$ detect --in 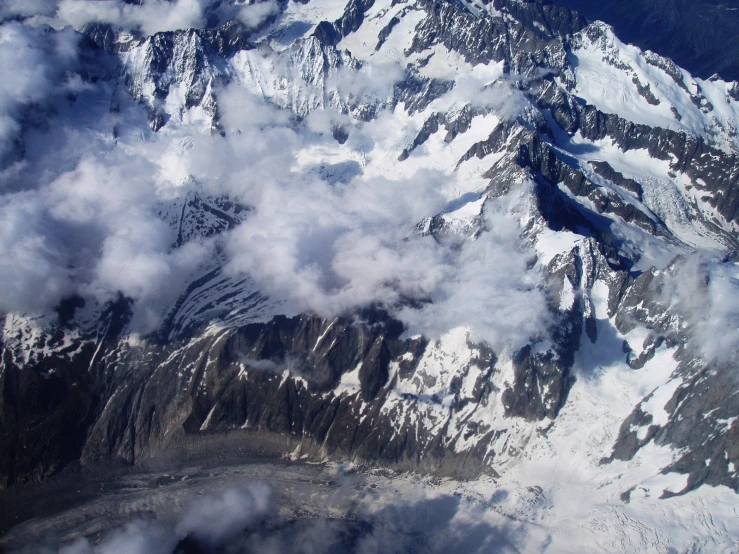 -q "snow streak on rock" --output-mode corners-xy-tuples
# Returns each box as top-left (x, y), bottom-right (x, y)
(1, 0), (739, 551)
